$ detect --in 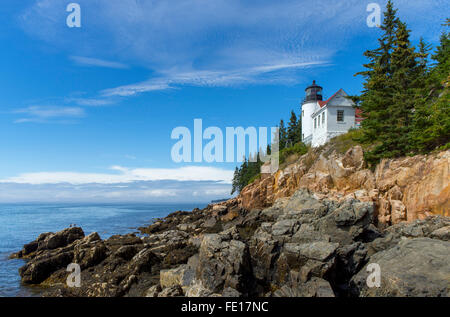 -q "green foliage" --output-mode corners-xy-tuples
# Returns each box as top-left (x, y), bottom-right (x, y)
(409, 21), (450, 154)
(287, 111), (302, 147)
(327, 128), (365, 156)
(279, 119), (287, 150)
(356, 0), (449, 166)
(231, 109), (304, 194)
(231, 154), (264, 195)
(279, 142), (309, 165)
